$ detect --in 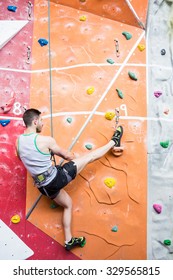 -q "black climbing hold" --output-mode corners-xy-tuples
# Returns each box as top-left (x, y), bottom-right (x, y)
(38, 38), (48, 47)
(7, 6), (17, 12)
(0, 120), (10, 127)
(161, 49), (166, 55)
